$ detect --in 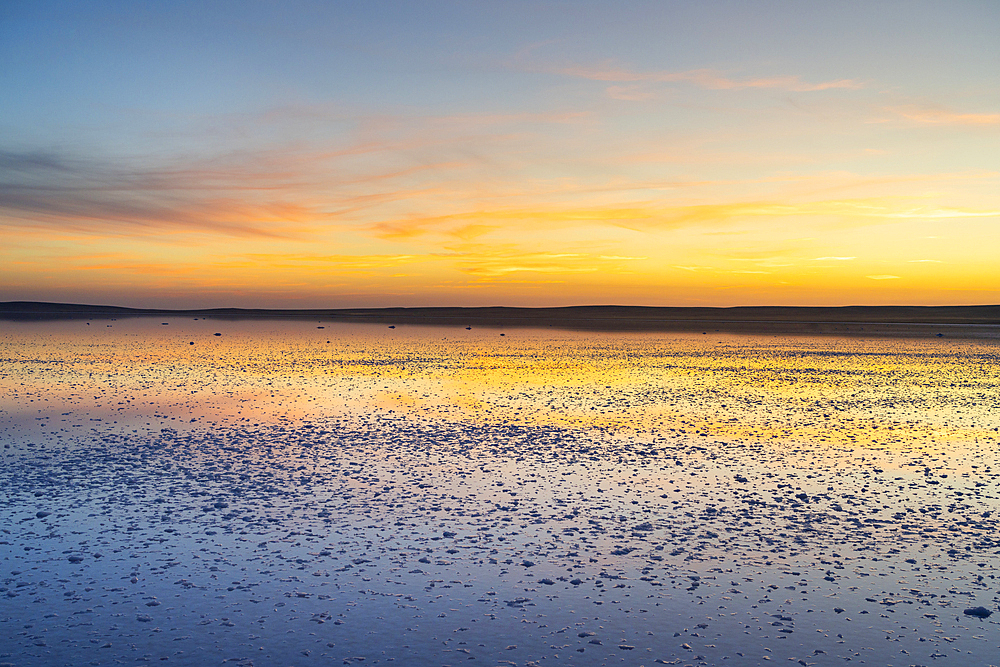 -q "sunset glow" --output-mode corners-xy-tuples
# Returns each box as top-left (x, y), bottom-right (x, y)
(2, 1), (998, 308)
